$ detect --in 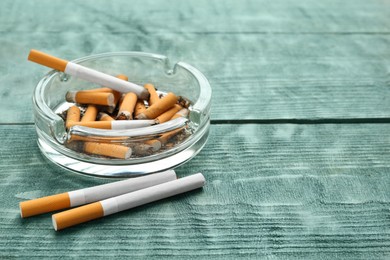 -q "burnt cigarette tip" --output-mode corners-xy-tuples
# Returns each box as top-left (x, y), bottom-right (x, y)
(140, 89), (150, 101)
(116, 111), (132, 120)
